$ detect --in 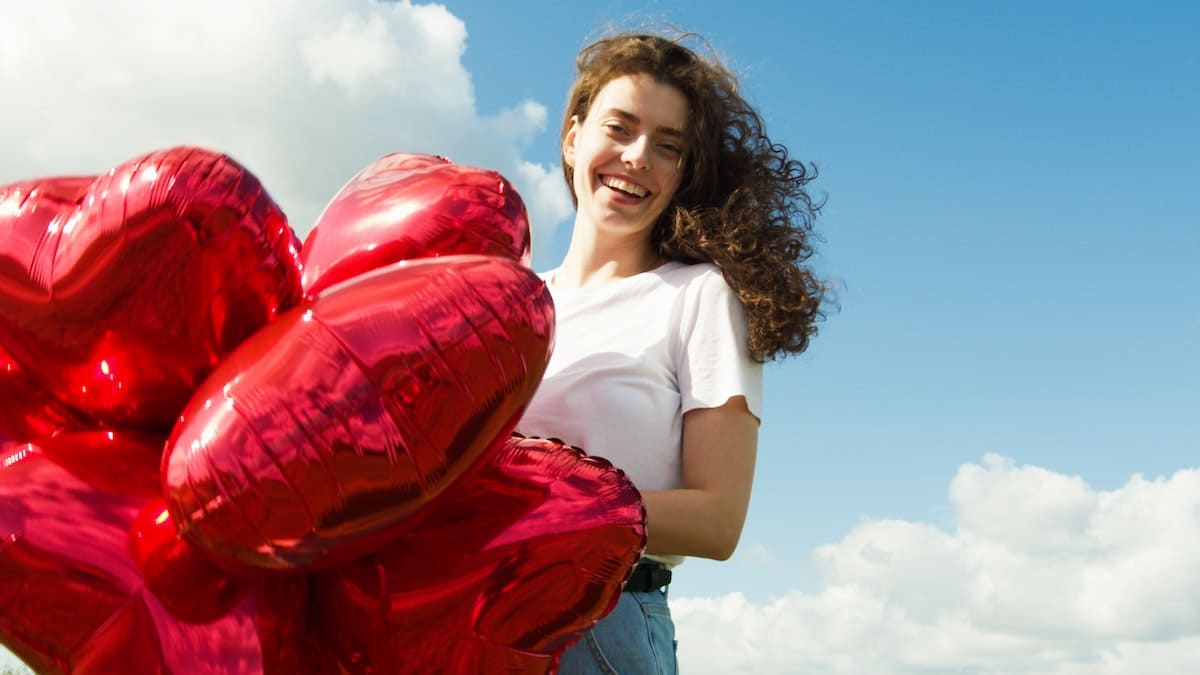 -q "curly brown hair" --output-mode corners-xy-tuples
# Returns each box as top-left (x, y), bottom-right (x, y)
(562, 32), (826, 361)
